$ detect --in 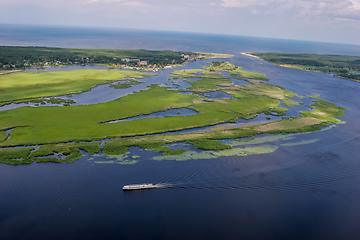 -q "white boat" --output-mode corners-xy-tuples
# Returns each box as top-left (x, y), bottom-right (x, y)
(122, 183), (155, 191)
